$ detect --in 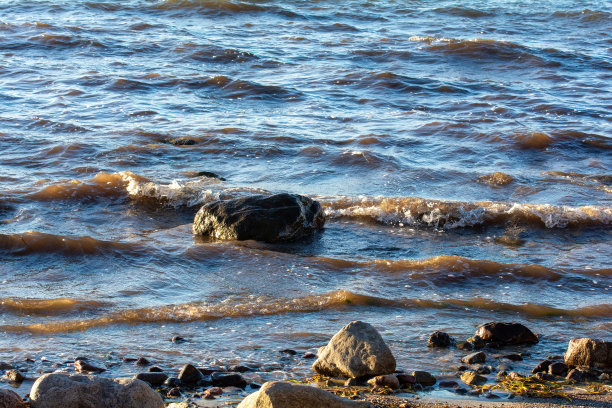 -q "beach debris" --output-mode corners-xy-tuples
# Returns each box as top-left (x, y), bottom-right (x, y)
(237, 381), (372, 408)
(29, 373), (163, 408)
(193, 193), (325, 242)
(427, 331), (453, 347)
(564, 338), (612, 368)
(475, 322), (538, 345)
(313, 321), (396, 378)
